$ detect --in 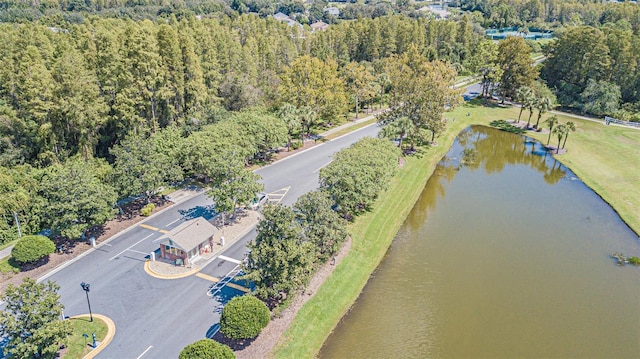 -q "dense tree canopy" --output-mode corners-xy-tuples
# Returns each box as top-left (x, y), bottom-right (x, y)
(0, 278), (71, 359)
(244, 204), (314, 305)
(319, 137), (400, 219)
